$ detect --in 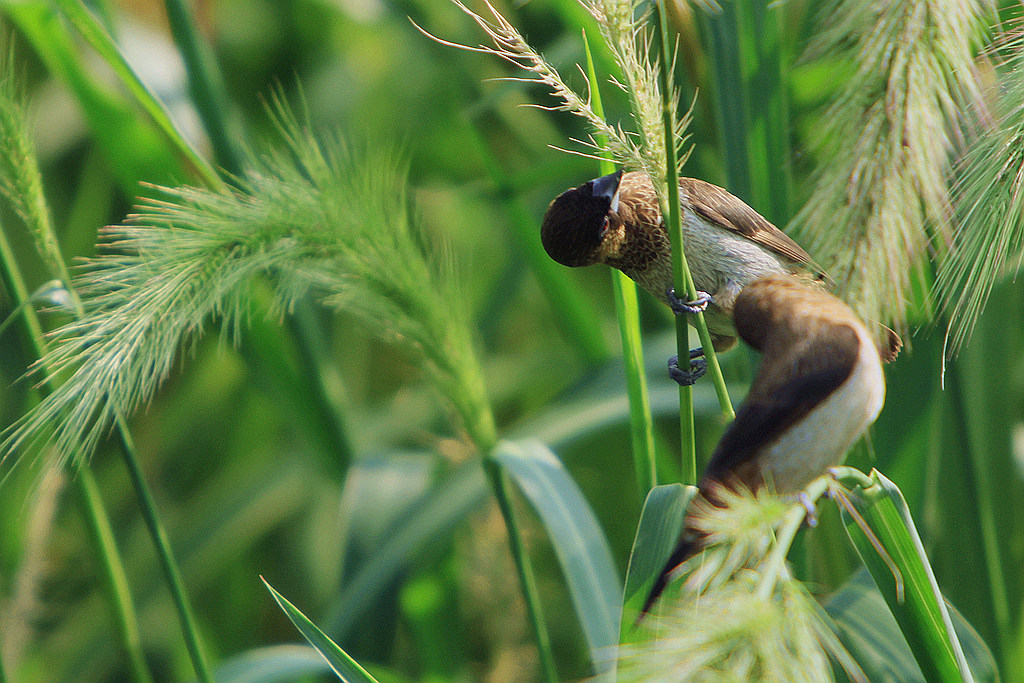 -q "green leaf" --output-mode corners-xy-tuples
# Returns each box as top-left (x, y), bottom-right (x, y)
(840, 469), (977, 682)
(212, 644), (331, 683)
(620, 483), (696, 626)
(494, 439), (622, 678)
(263, 579), (380, 683)
(826, 569), (998, 683)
